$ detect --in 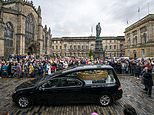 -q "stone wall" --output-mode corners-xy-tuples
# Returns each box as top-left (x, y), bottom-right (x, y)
(125, 14), (154, 58)
(0, 0), (52, 57)
(52, 36), (125, 58)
